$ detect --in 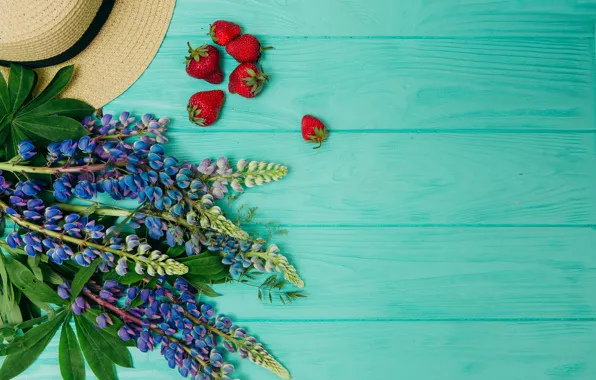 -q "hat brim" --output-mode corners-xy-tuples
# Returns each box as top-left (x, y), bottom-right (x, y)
(0, 0), (176, 108)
